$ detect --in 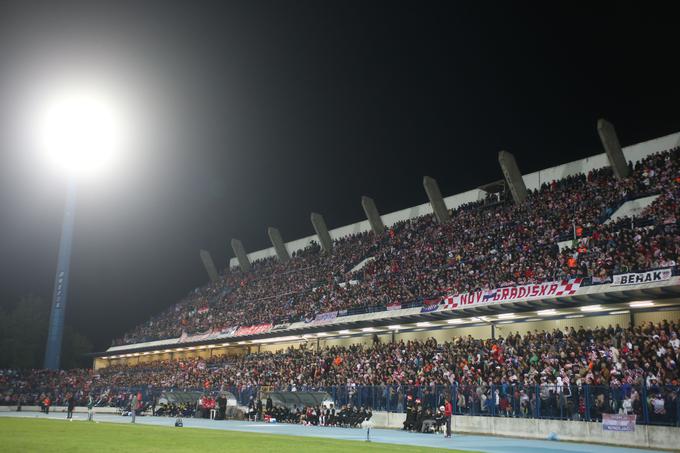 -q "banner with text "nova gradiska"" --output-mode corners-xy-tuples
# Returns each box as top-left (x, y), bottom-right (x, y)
(439, 279), (583, 310)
